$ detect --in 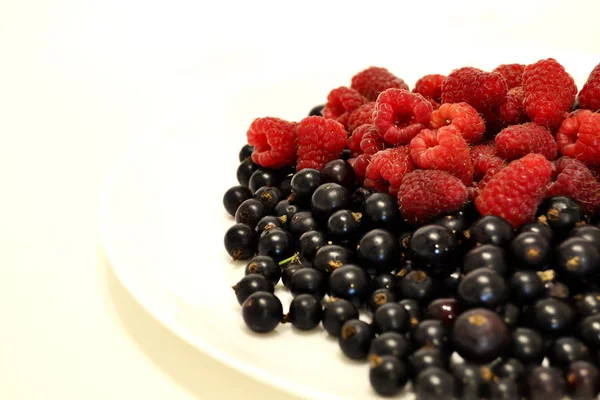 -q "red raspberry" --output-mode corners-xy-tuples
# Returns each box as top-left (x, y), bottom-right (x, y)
(470, 143), (497, 165)
(347, 102), (376, 133)
(496, 87), (528, 126)
(430, 102), (485, 144)
(398, 170), (468, 225)
(477, 164), (506, 190)
(410, 126), (474, 185)
(556, 110), (600, 167)
(522, 58), (577, 129)
(495, 122), (557, 161)
(360, 125), (387, 155)
(350, 67), (409, 102)
(493, 63), (526, 89)
(347, 124), (369, 157)
(296, 116), (347, 171)
(246, 117), (297, 168)
(373, 89), (433, 145)
(547, 157), (600, 215)
(475, 154), (553, 228)
(413, 74), (446, 103)
(351, 153), (371, 182)
(322, 87), (368, 128)
(474, 156), (506, 182)
(364, 146), (414, 195)
(578, 63), (600, 111)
